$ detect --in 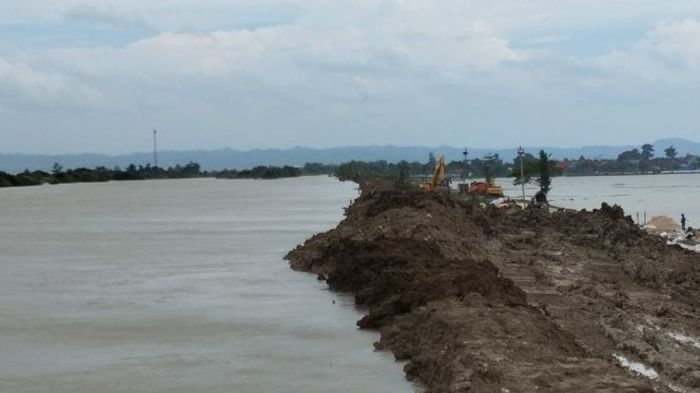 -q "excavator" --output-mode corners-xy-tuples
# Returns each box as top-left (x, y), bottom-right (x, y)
(467, 177), (504, 197)
(461, 153), (504, 197)
(420, 155), (446, 191)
